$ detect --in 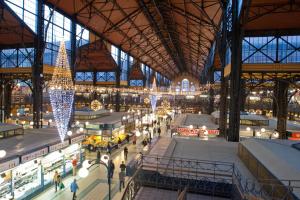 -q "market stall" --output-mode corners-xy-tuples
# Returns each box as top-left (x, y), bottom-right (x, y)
(0, 132), (85, 200)
(81, 112), (131, 151)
